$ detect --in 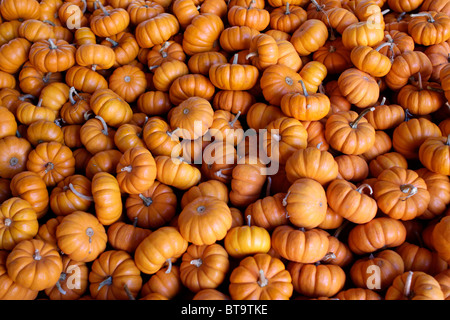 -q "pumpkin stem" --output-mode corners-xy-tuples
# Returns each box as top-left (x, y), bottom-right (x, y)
(149, 65), (159, 71)
(43, 20), (56, 27)
(36, 99), (43, 108)
(446, 134), (450, 146)
(139, 193), (153, 206)
(333, 220), (350, 239)
(4, 218), (11, 227)
(282, 190), (290, 207)
(33, 249), (42, 261)
(19, 94), (35, 101)
(404, 271), (414, 299)
(397, 12), (406, 22)
(165, 259), (172, 274)
(95, 115), (109, 136)
(285, 76), (293, 86)
(257, 269), (268, 287)
(9, 157), (18, 166)
(316, 142), (323, 149)
(229, 111), (241, 127)
(369, 253), (375, 260)
(166, 127), (180, 139)
(45, 162), (54, 173)
(384, 34), (395, 62)
(399, 184), (418, 200)
(356, 183), (373, 195)
(321, 252), (336, 263)
(91, 64), (97, 71)
(132, 216), (138, 227)
(285, 2), (290, 14)
(416, 72), (423, 90)
(190, 259), (203, 268)
(124, 284), (136, 300)
(105, 37), (119, 47)
(86, 227), (94, 243)
(159, 41), (171, 59)
(349, 107), (375, 129)
(311, 0), (325, 12)
(245, 51), (258, 60)
(299, 79), (308, 97)
(246, 214), (252, 226)
(374, 41), (392, 52)
(55, 273), (67, 295)
(69, 183), (93, 201)
(48, 38), (58, 49)
(248, 0), (255, 9)
(404, 109), (413, 121)
(69, 87), (81, 105)
(96, 0), (110, 16)
(196, 205), (206, 213)
(215, 169), (228, 179)
(410, 12), (435, 23)
(98, 276), (112, 290)
(232, 53), (239, 65)
(378, 97), (386, 106)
